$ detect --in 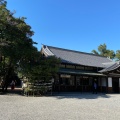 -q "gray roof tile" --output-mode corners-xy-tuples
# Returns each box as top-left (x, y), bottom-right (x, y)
(99, 62), (120, 73)
(42, 45), (113, 68)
